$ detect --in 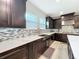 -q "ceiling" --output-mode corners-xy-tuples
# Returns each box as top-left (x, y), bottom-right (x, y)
(28, 0), (79, 17)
